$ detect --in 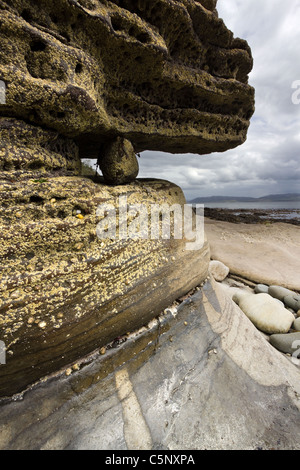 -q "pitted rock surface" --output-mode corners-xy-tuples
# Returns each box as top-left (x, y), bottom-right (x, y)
(0, 0), (254, 162)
